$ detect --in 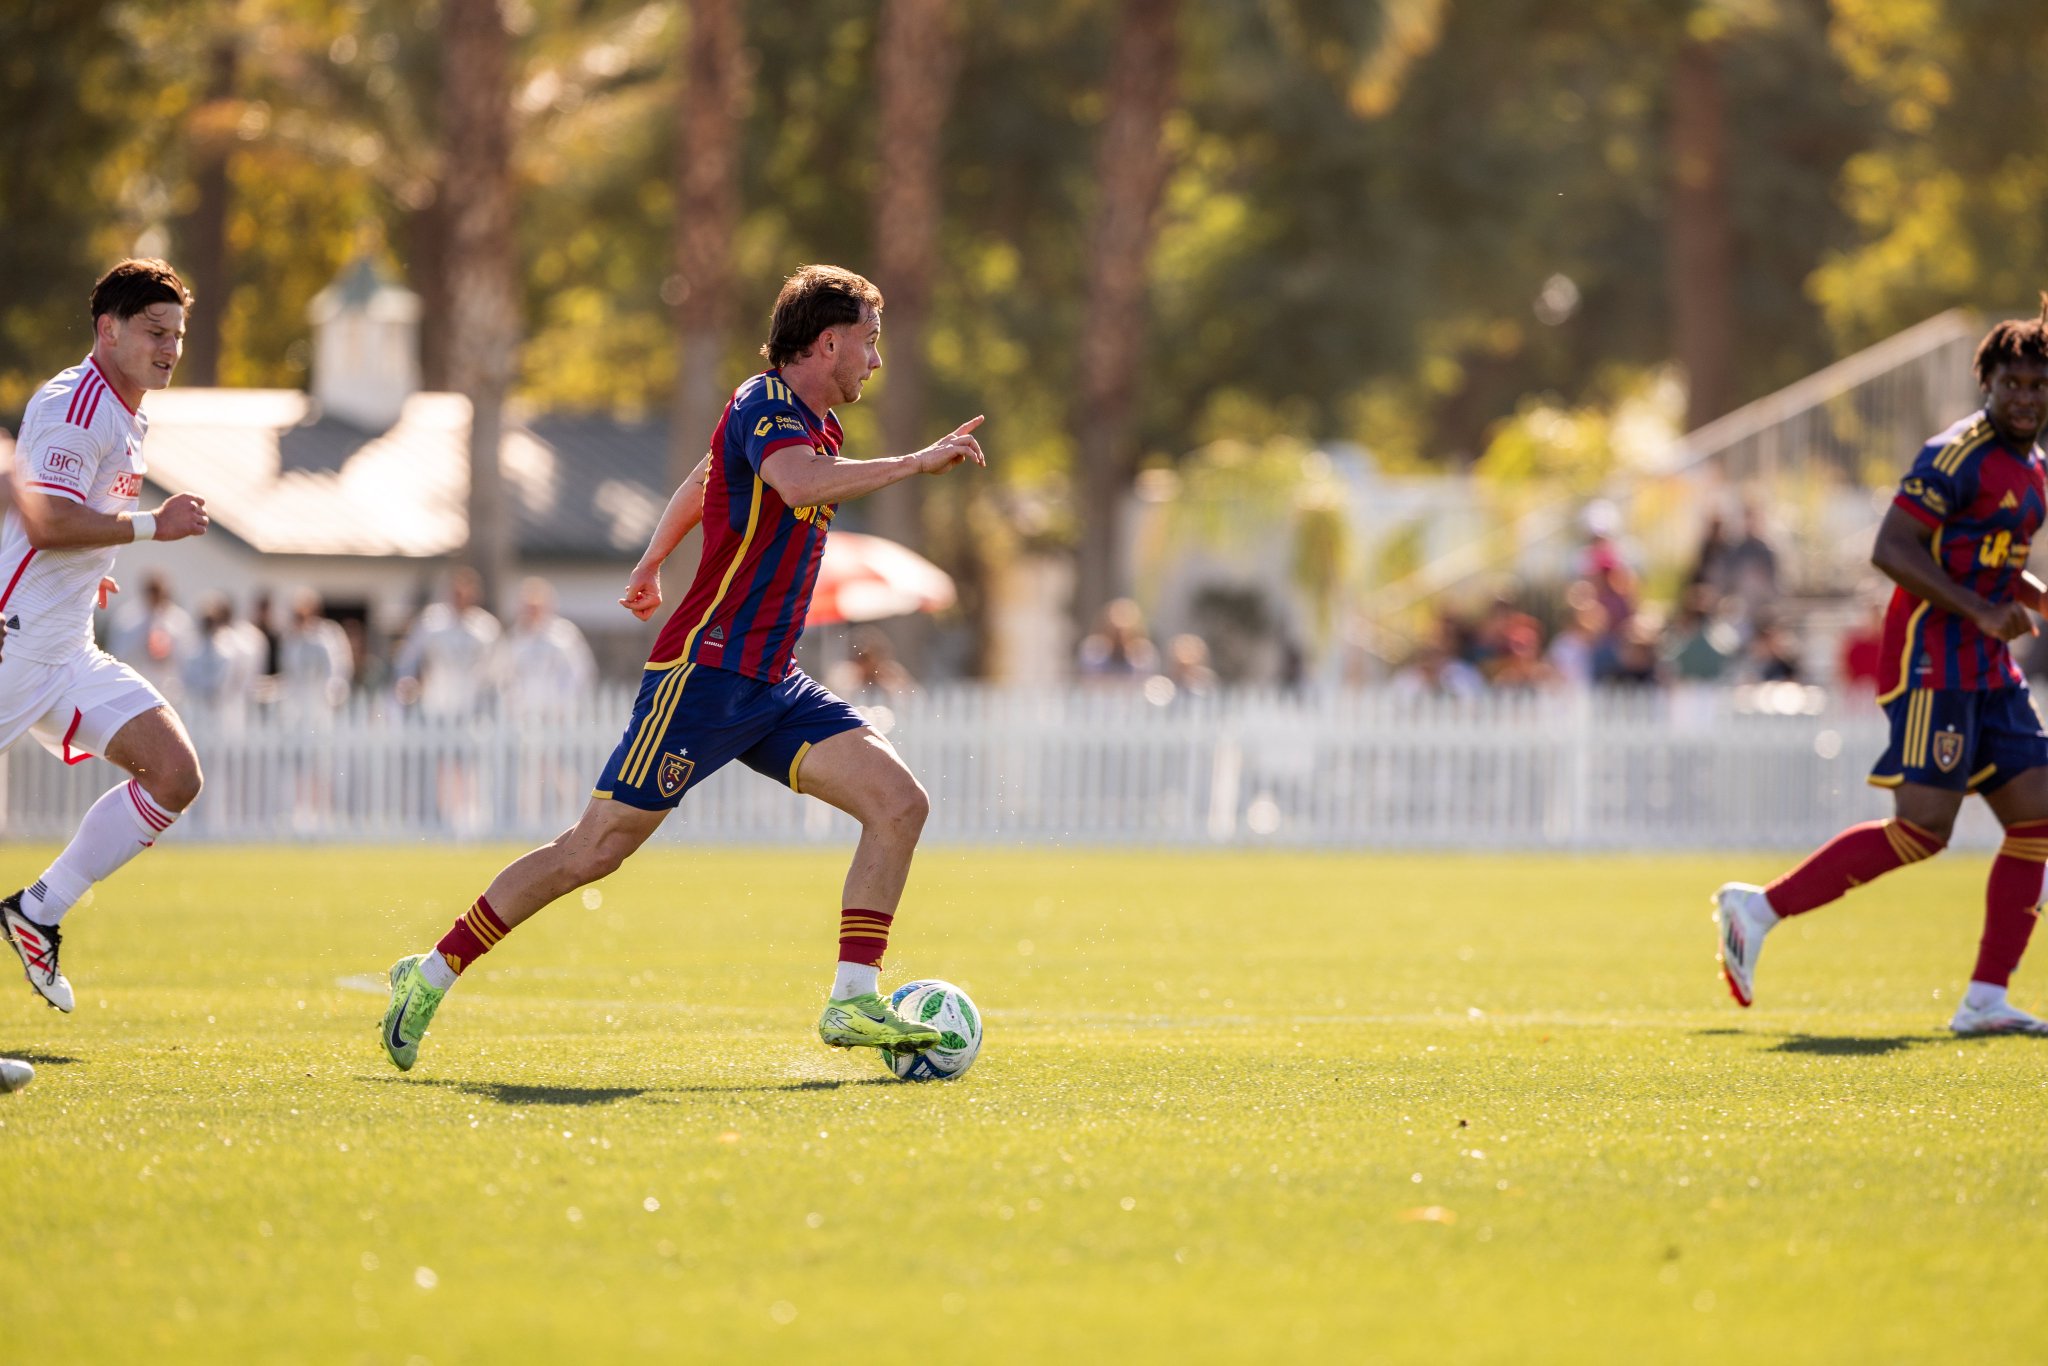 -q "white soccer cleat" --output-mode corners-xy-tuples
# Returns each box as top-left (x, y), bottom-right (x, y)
(1, 891), (74, 1013)
(1949, 998), (2048, 1037)
(1712, 882), (1775, 1009)
(0, 1058), (32, 1093)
